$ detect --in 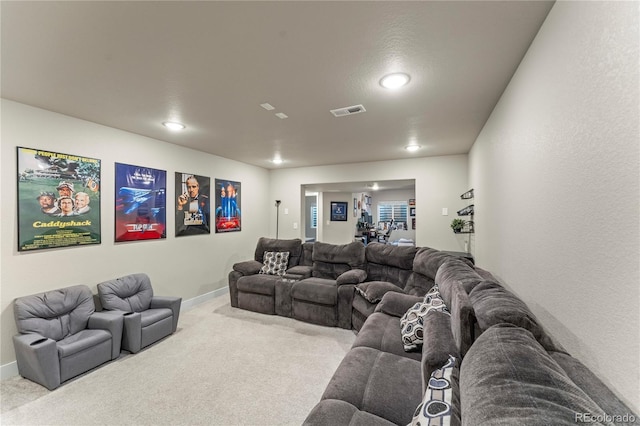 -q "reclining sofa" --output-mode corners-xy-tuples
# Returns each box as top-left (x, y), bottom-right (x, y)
(304, 258), (639, 425)
(229, 238), (638, 425)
